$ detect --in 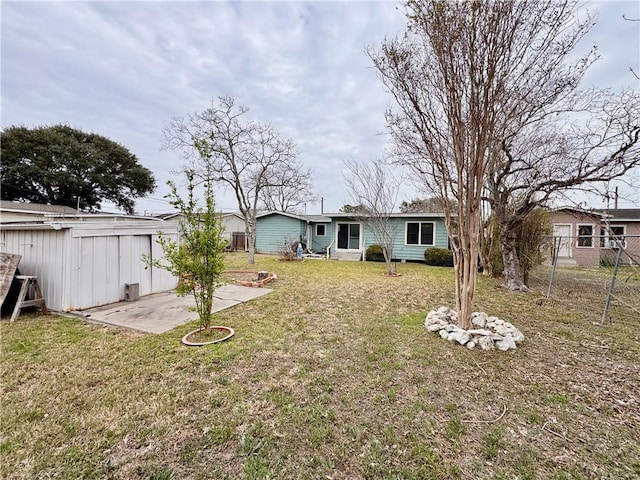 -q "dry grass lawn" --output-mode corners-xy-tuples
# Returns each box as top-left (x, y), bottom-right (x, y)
(1, 253), (639, 479)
